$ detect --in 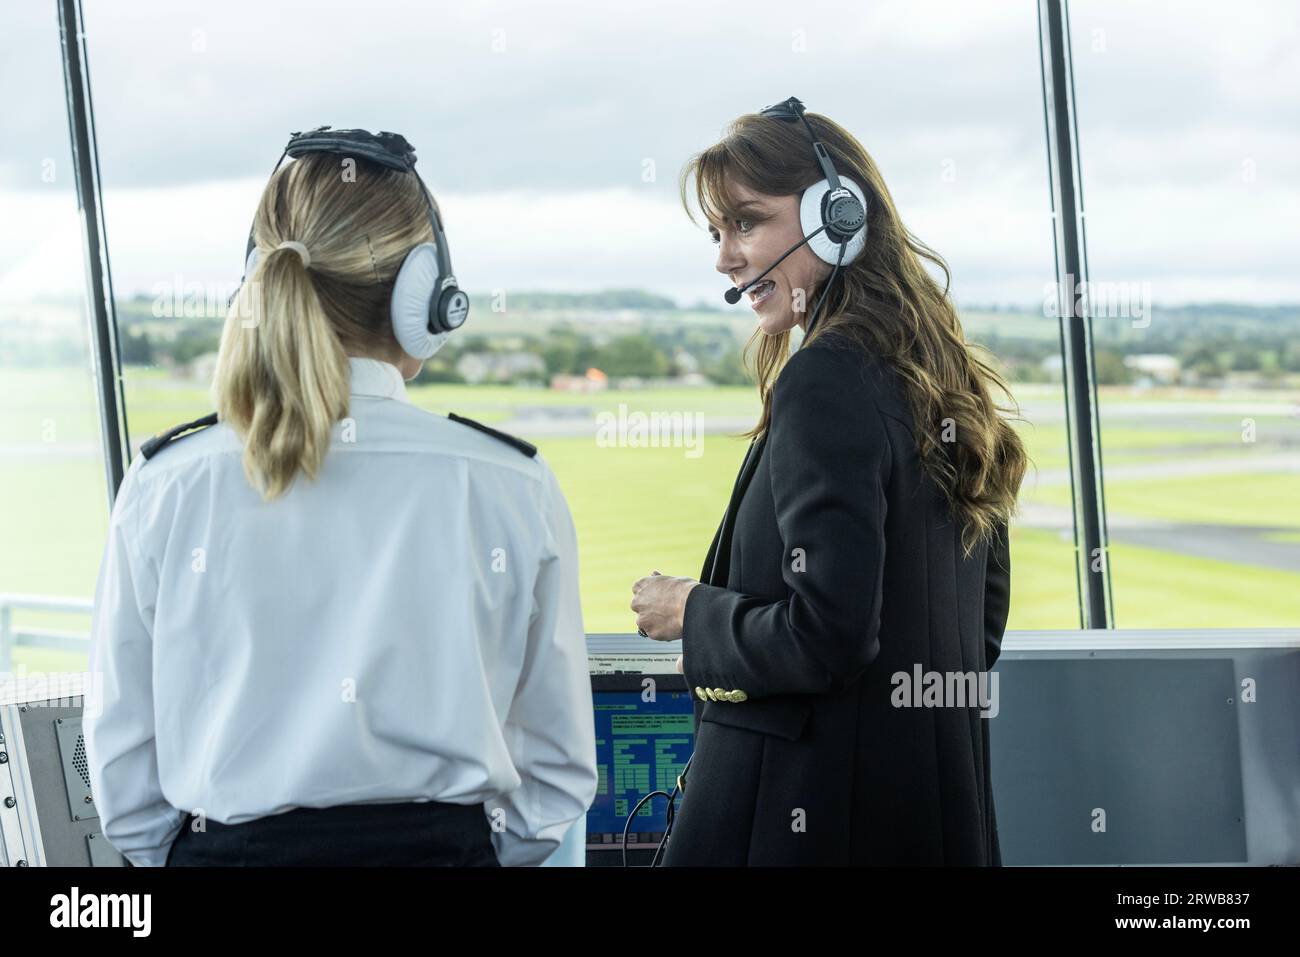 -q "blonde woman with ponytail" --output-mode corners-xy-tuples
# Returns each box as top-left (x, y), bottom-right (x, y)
(84, 132), (597, 868)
